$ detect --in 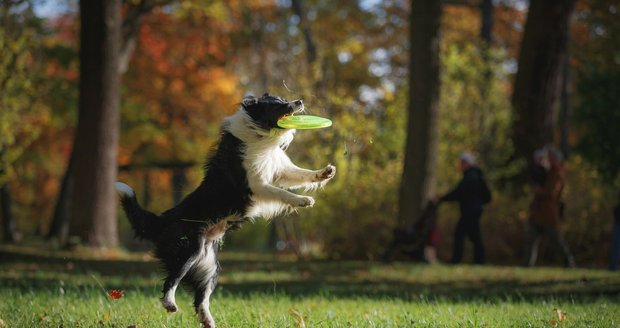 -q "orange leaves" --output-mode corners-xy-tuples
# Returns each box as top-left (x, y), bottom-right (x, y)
(107, 289), (125, 300)
(120, 6), (244, 166)
(170, 79), (185, 93)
